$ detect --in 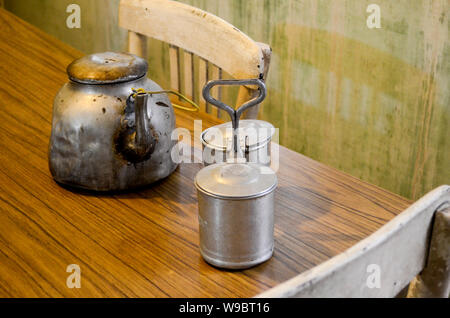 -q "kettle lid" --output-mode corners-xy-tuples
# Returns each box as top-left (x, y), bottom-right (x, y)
(67, 52), (148, 84)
